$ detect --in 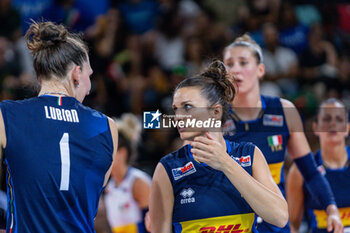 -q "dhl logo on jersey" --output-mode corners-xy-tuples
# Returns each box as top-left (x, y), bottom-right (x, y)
(199, 224), (250, 233)
(178, 213), (255, 233)
(314, 207), (350, 228)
